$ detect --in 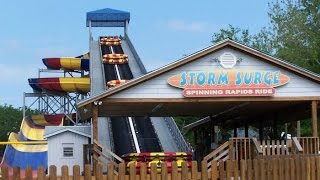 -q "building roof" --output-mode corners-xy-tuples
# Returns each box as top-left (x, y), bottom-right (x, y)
(86, 8), (130, 27)
(44, 126), (91, 139)
(78, 39), (320, 109)
(76, 38), (320, 128)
